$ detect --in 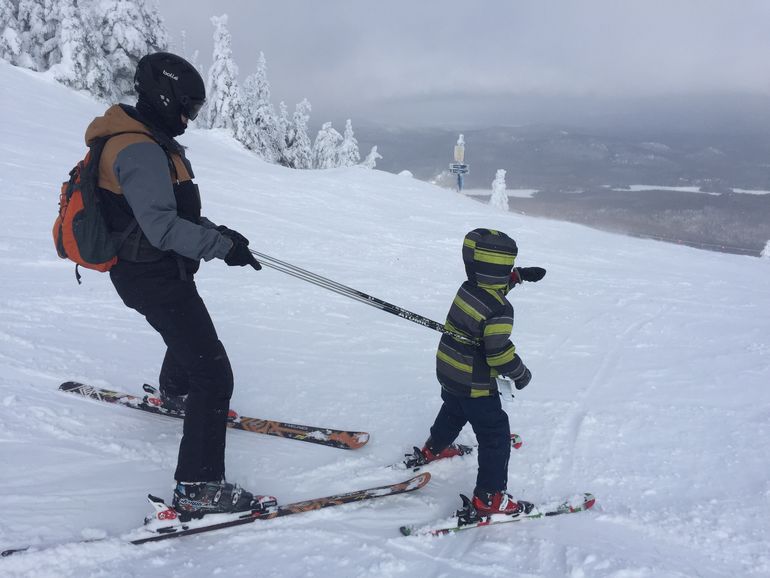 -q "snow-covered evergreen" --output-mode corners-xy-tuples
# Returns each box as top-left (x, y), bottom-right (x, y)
(178, 29), (187, 58)
(239, 52), (280, 162)
(313, 121), (342, 169)
(1, 3), (373, 169)
(15, 0), (51, 70)
(1, 3), (374, 169)
(490, 169), (509, 211)
(53, 0), (116, 101)
(361, 145), (382, 169)
(282, 98), (313, 169)
(0, 0), (21, 63)
(7, 0), (167, 101)
(338, 118), (360, 167)
(275, 100), (290, 166)
(189, 48), (202, 76)
(205, 14), (243, 131)
(97, 0), (169, 99)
